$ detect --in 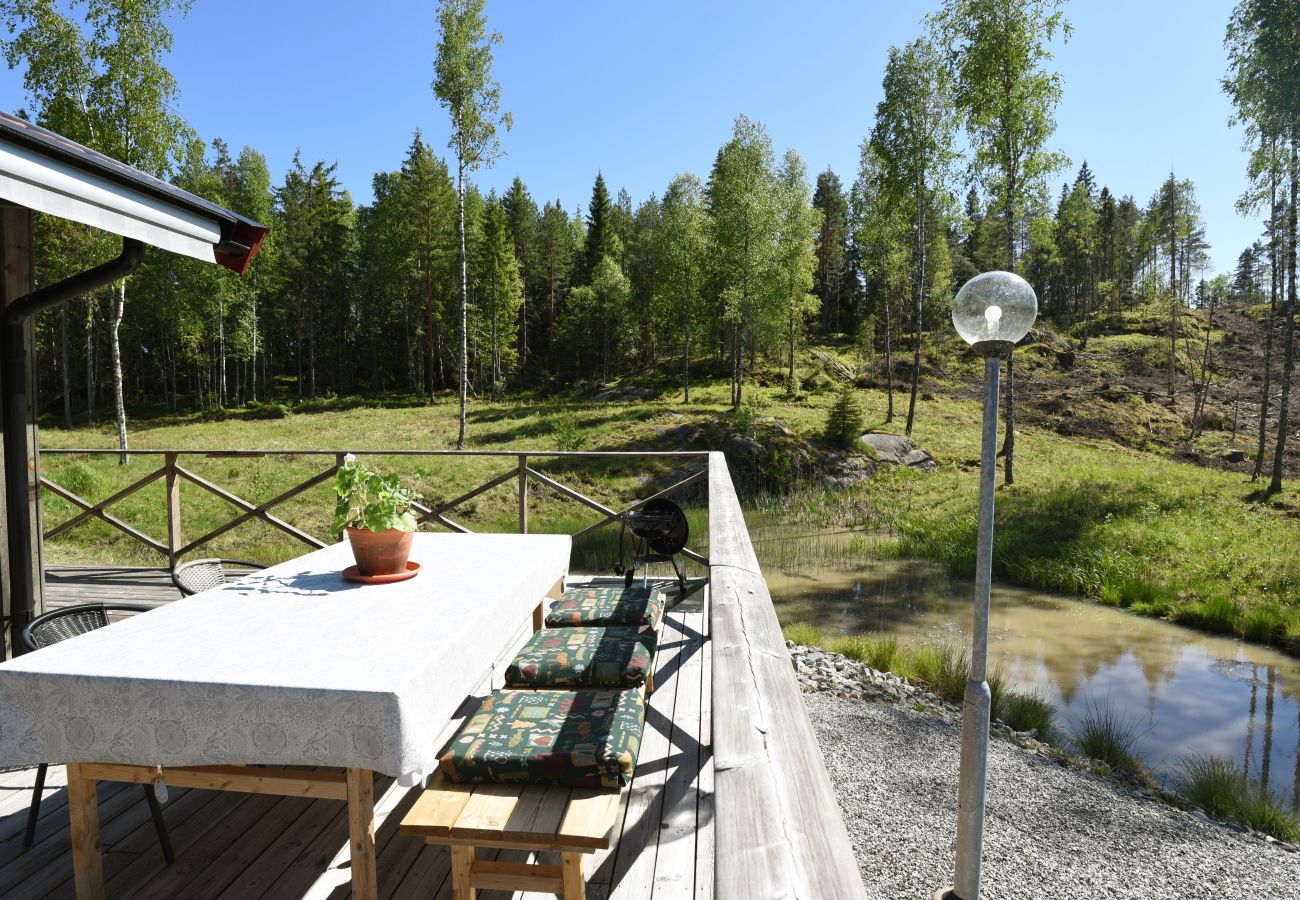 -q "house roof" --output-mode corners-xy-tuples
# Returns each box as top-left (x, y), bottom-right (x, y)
(0, 110), (267, 274)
